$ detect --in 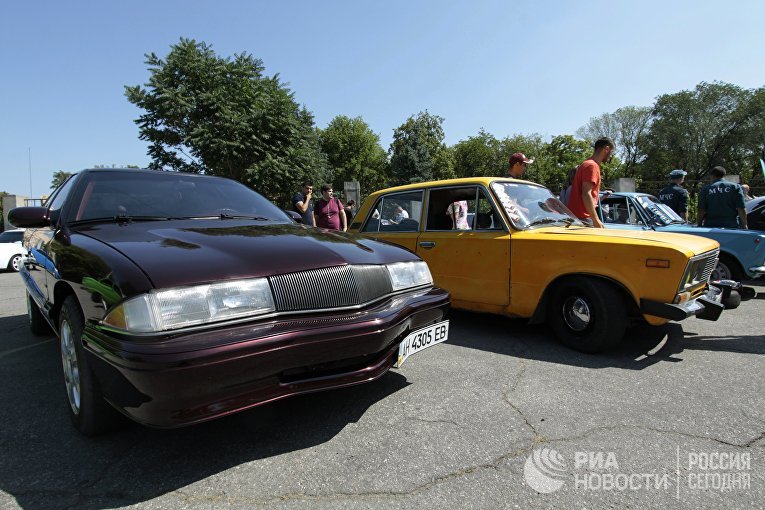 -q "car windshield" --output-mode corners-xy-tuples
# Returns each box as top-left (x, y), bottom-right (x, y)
(491, 182), (582, 229)
(73, 172), (290, 222)
(635, 195), (684, 225)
